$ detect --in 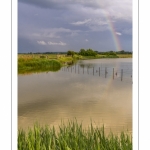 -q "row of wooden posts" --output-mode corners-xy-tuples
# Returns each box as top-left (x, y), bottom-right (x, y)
(62, 65), (124, 81)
